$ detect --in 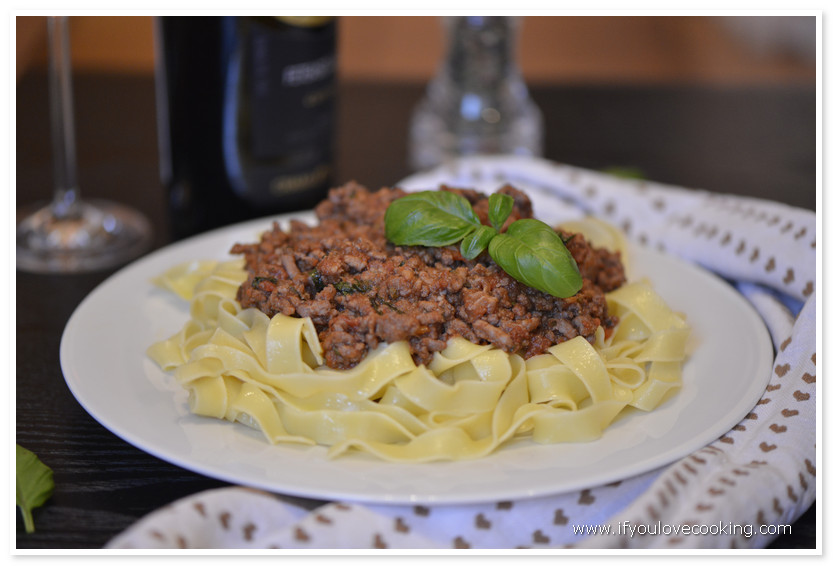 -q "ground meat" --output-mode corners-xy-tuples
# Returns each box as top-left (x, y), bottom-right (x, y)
(231, 182), (626, 370)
